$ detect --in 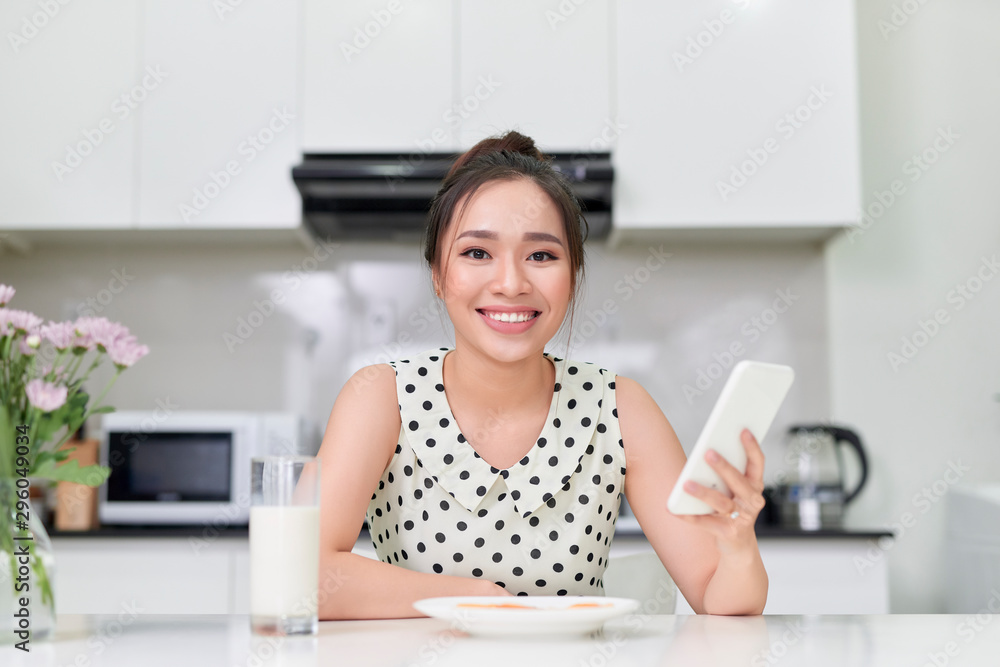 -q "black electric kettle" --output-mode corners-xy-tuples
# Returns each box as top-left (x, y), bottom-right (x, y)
(773, 424), (869, 530)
